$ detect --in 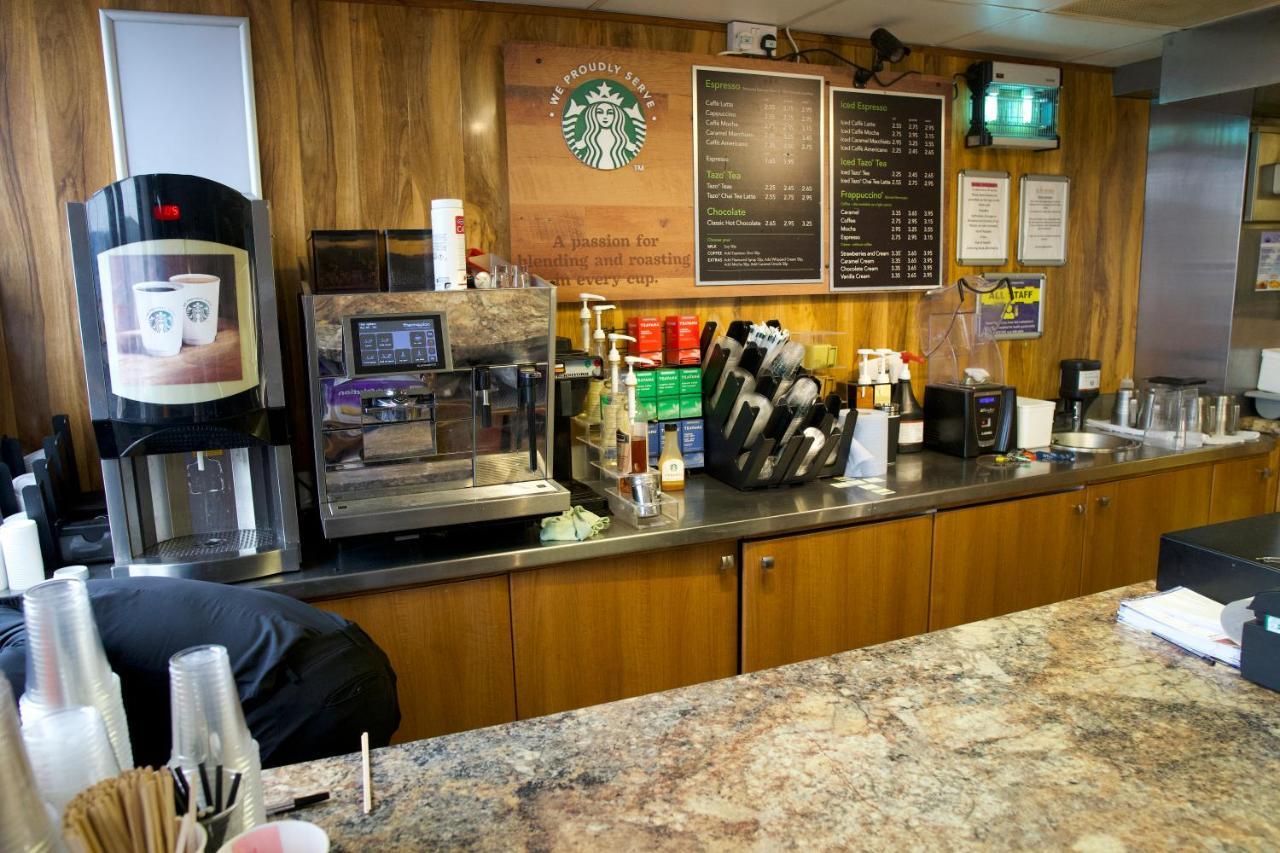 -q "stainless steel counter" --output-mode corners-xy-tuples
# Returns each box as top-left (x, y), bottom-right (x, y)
(251, 438), (1274, 601)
